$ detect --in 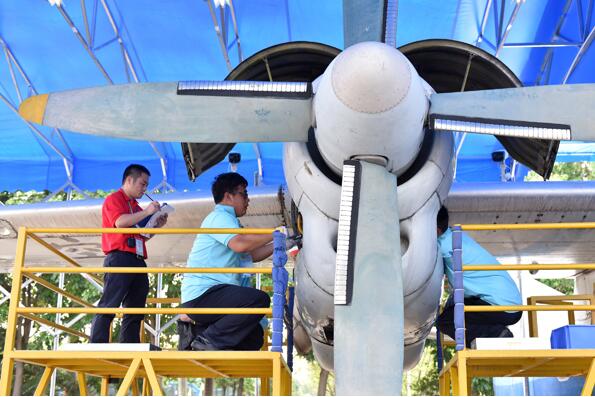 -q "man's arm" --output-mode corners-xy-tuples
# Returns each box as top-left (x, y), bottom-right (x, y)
(228, 234), (273, 254)
(114, 201), (161, 228)
(142, 213), (169, 240)
(250, 243), (274, 262)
